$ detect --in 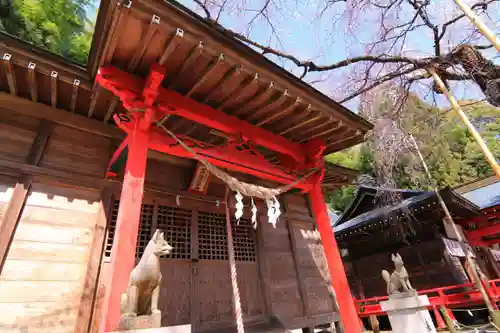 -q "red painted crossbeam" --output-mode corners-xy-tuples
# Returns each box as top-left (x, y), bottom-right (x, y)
(466, 223), (500, 243)
(114, 117), (314, 191)
(97, 65), (325, 169)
